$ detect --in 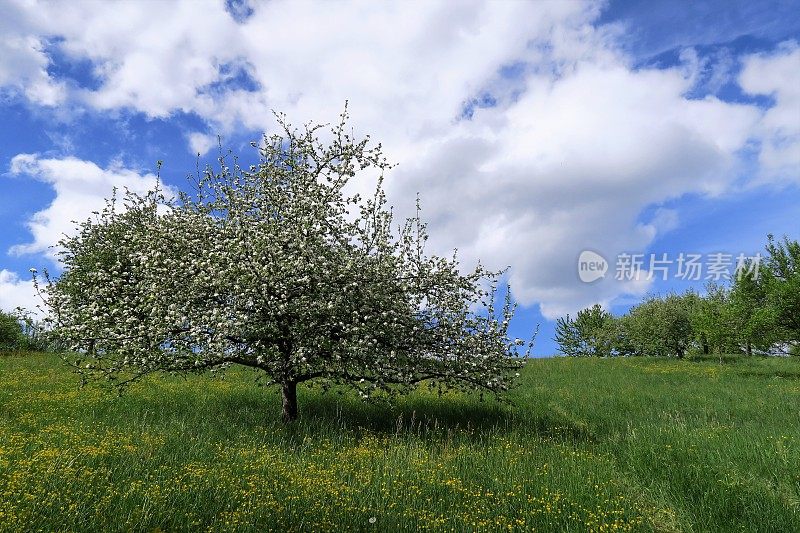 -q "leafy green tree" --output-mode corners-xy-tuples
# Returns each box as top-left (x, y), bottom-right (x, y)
(690, 283), (738, 355)
(728, 258), (775, 355)
(38, 110), (530, 421)
(0, 310), (23, 350)
(723, 234), (799, 355)
(626, 293), (694, 358)
(624, 299), (656, 357)
(554, 304), (615, 357)
(613, 314), (640, 357)
(762, 234), (800, 344)
(15, 308), (51, 352)
(554, 315), (580, 357)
